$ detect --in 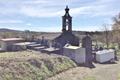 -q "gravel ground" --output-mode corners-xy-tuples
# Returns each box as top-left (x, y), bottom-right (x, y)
(47, 60), (120, 80)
